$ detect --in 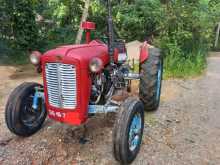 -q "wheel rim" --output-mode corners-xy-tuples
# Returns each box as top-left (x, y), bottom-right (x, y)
(20, 92), (45, 127)
(128, 113), (142, 151)
(156, 60), (162, 101)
